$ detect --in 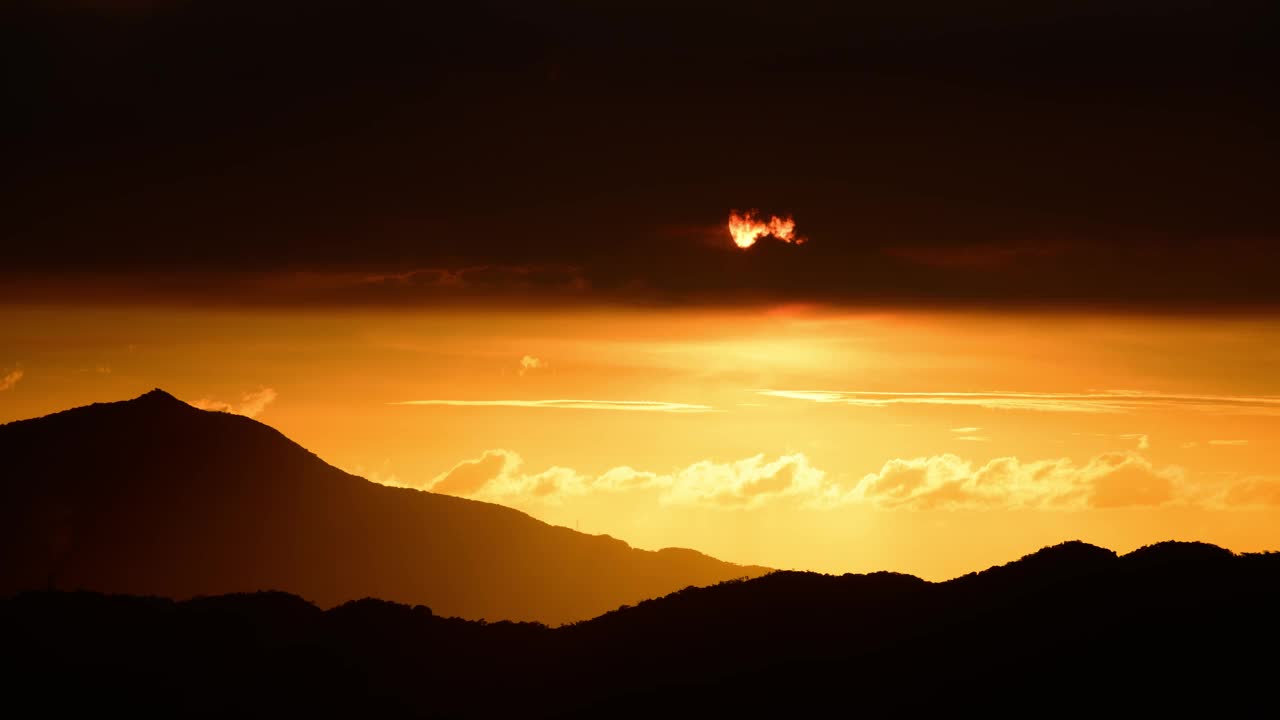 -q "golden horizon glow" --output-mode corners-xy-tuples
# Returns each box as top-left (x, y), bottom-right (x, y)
(3, 304), (1279, 580)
